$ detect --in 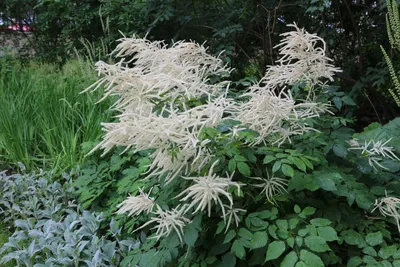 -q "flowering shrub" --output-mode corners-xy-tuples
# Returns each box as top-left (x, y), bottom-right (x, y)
(83, 25), (400, 266)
